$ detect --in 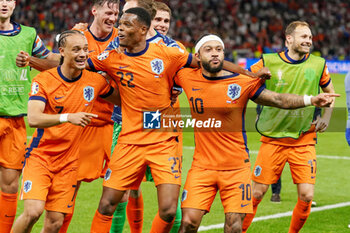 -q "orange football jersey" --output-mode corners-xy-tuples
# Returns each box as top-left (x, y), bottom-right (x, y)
(26, 67), (112, 171)
(88, 42), (192, 144)
(79, 27), (118, 126)
(249, 51), (331, 146)
(175, 68), (265, 170)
